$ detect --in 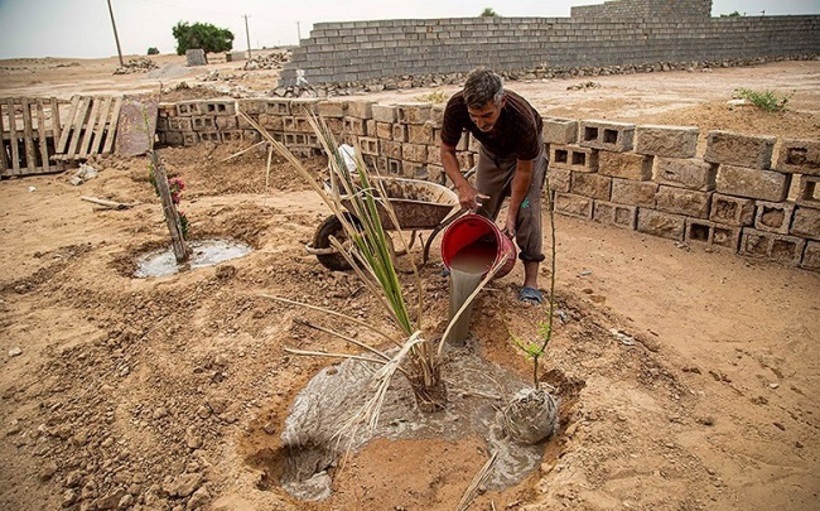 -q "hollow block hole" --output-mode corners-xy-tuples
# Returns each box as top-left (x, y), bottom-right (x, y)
(603, 129), (618, 144)
(583, 127), (598, 141)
